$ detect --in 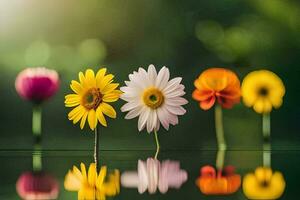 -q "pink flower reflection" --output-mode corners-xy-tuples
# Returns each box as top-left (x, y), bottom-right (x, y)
(121, 158), (188, 194)
(15, 67), (59, 103)
(16, 171), (59, 200)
